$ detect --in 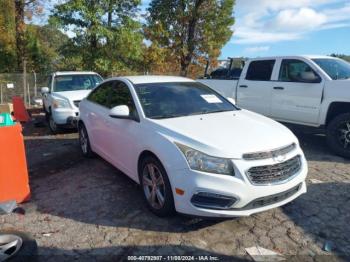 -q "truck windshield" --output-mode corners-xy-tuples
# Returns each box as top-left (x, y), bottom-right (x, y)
(312, 58), (350, 80)
(134, 82), (237, 119)
(53, 74), (103, 92)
